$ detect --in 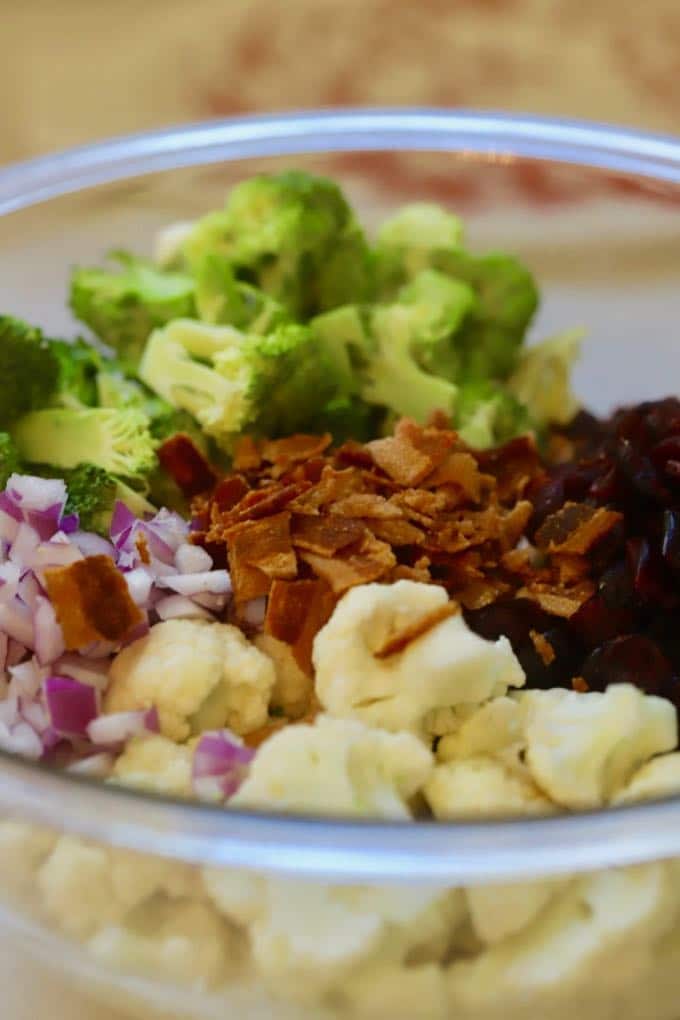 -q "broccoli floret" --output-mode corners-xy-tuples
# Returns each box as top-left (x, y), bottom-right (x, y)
(508, 328), (583, 427)
(30, 462), (155, 534)
(49, 337), (103, 408)
(0, 316), (60, 429)
(455, 379), (535, 449)
(70, 253), (195, 370)
(182, 171), (373, 319)
(194, 253), (289, 331)
(395, 269), (477, 382)
(139, 318), (338, 449)
(374, 202), (465, 297)
(12, 408), (156, 481)
(0, 432), (21, 489)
